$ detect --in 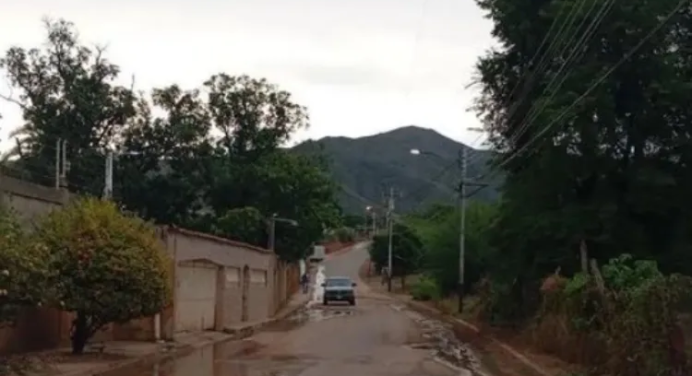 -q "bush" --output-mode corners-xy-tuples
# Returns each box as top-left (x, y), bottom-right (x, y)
(0, 205), (51, 323)
(410, 275), (441, 301)
(531, 254), (692, 376)
(334, 226), (356, 243)
(36, 198), (172, 354)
